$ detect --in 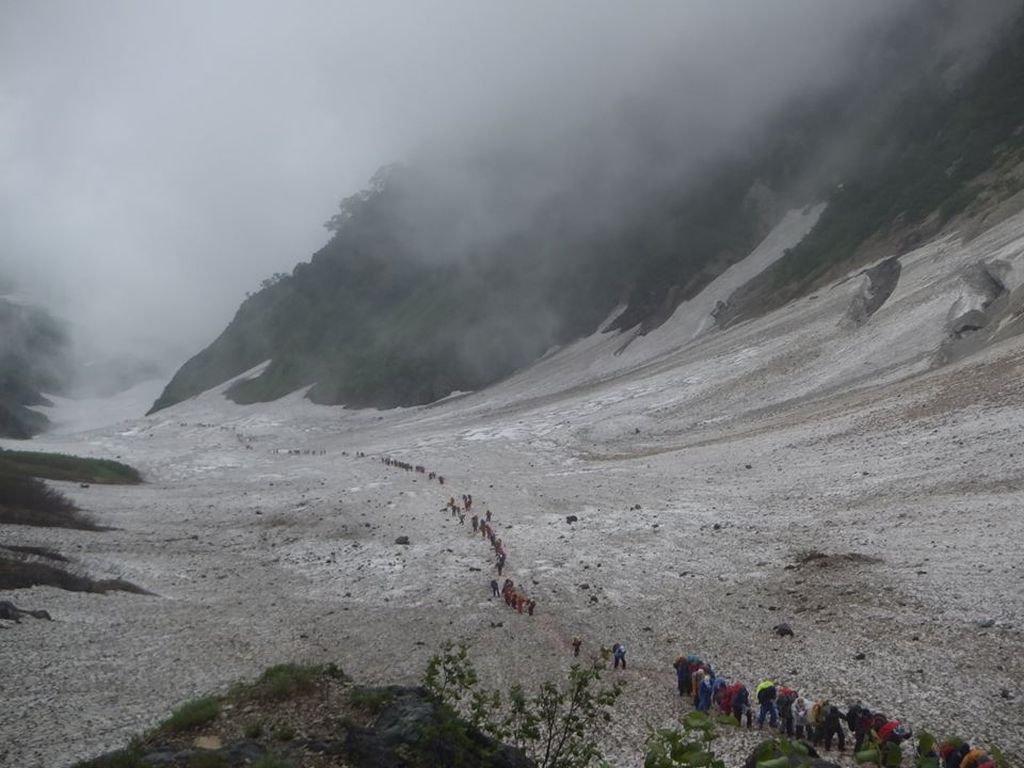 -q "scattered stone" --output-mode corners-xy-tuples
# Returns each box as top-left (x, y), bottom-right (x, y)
(713, 523), (721, 530)
(854, 652), (866, 660)
(193, 735), (222, 750)
(745, 464), (752, 469)
(566, 515), (578, 524)
(394, 536), (410, 546)
(773, 623), (794, 637)
(976, 618), (996, 628)
(1000, 687), (1014, 699)
(578, 583), (590, 590)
